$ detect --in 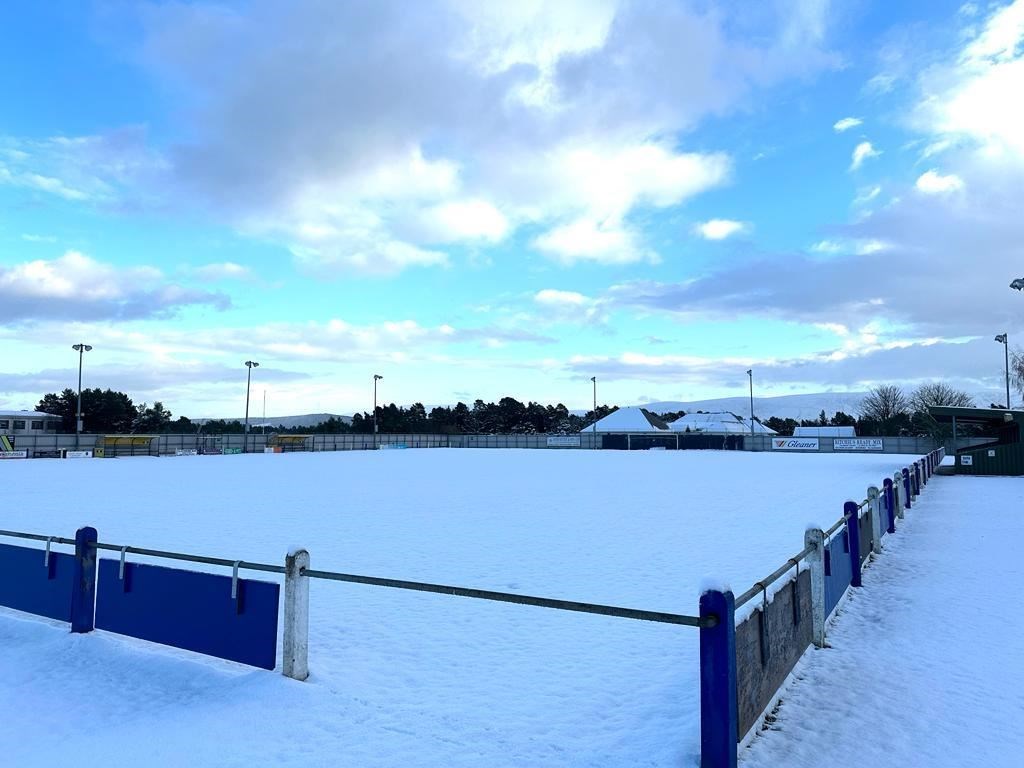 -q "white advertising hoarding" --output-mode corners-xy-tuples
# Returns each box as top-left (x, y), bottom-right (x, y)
(63, 450), (93, 459)
(771, 438), (820, 451)
(0, 450), (28, 459)
(833, 438), (884, 451)
(547, 436), (581, 447)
